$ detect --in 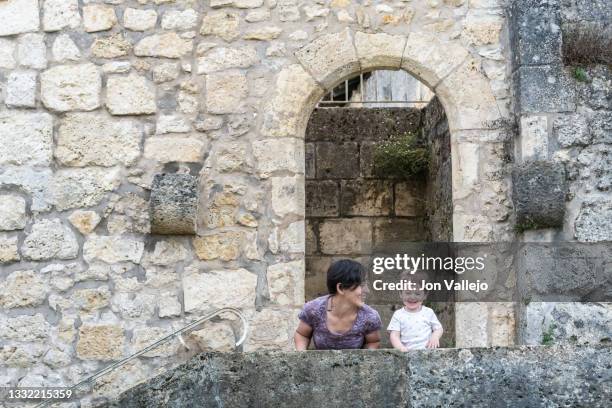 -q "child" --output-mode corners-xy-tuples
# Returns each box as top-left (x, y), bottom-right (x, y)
(387, 273), (443, 351)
